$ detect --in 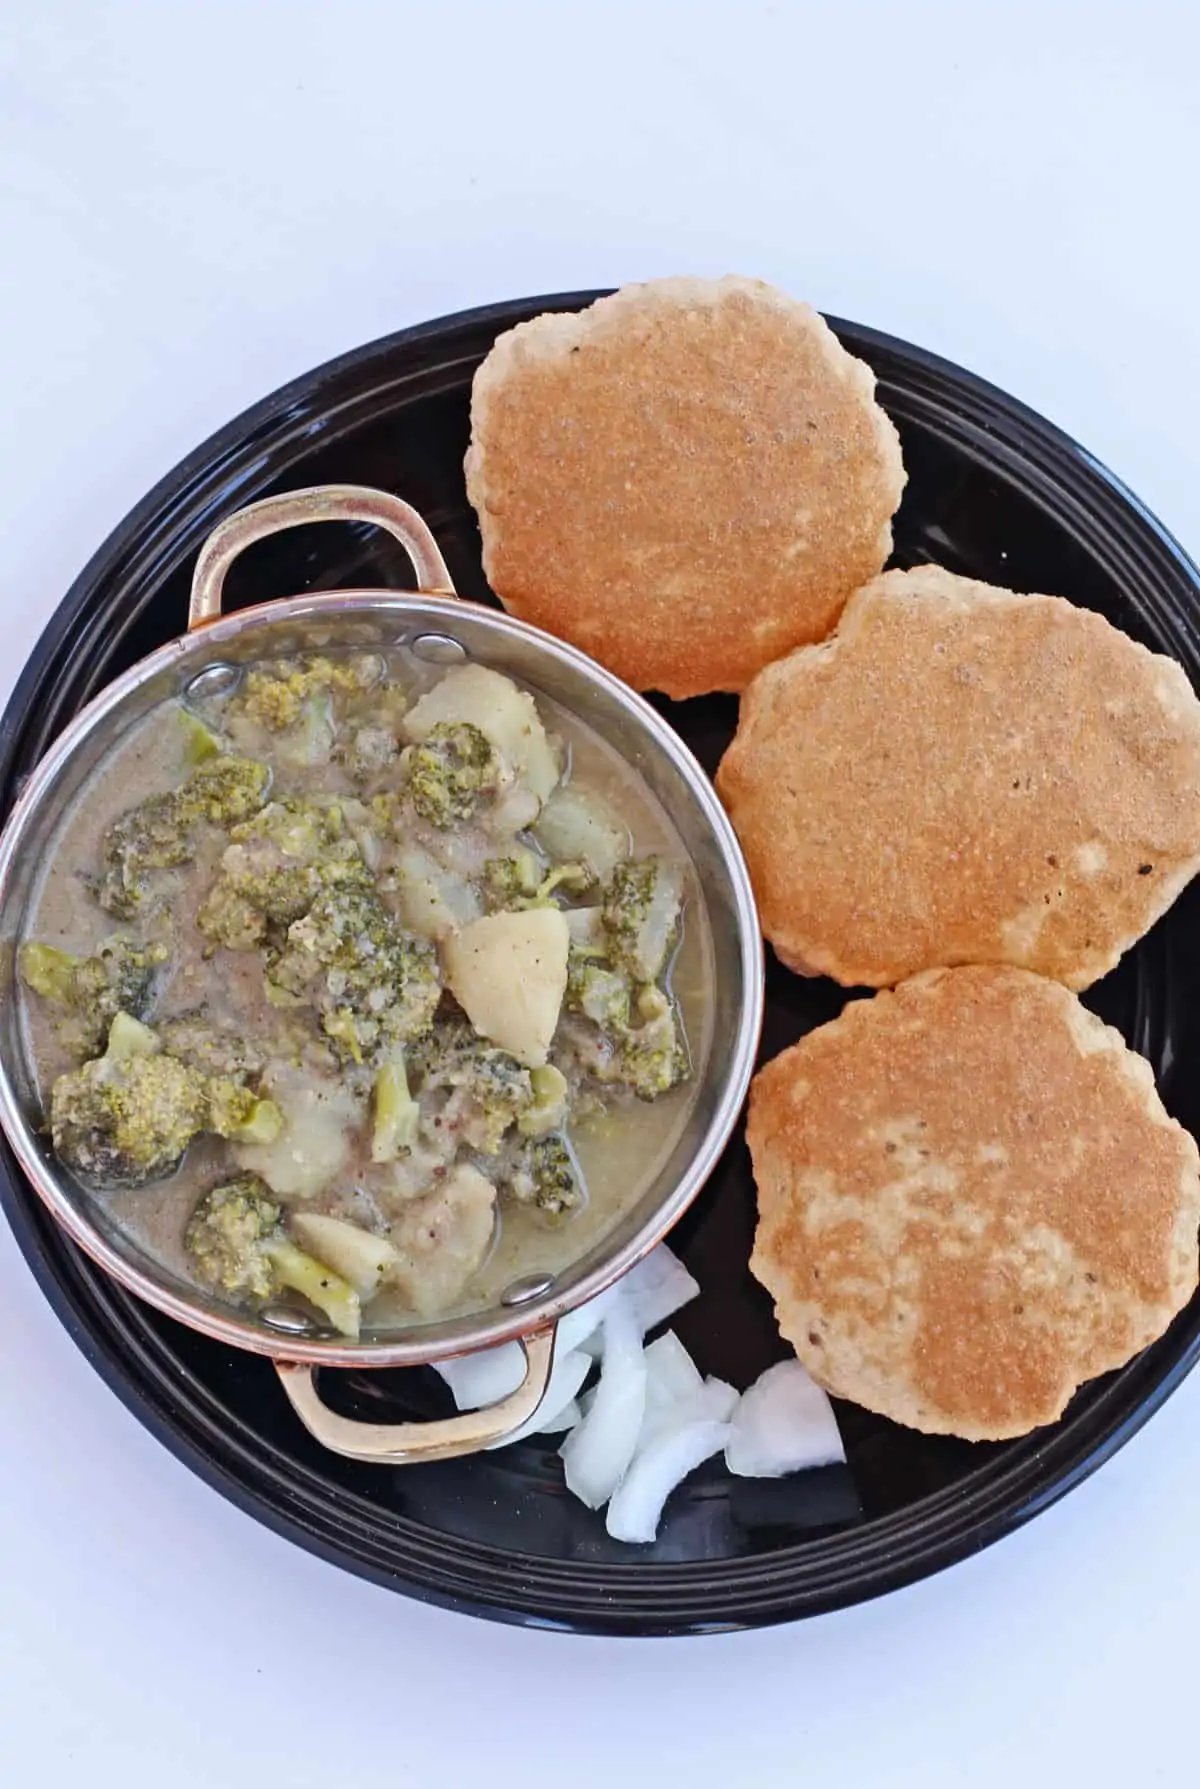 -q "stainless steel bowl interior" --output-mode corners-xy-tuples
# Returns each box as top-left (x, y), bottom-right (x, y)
(0, 593), (763, 1366)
